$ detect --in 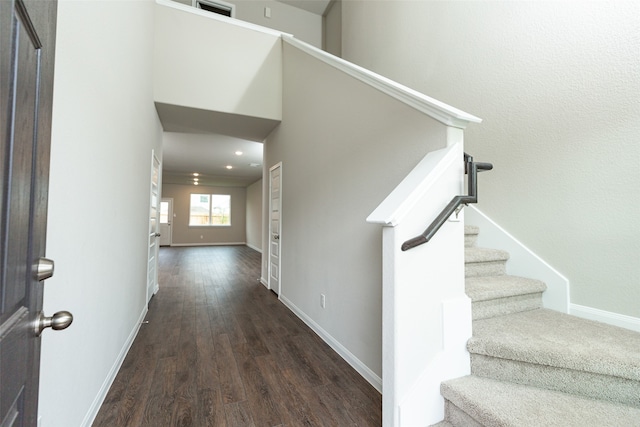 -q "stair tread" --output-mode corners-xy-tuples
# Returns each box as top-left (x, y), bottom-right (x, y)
(465, 247), (509, 263)
(466, 275), (546, 302)
(464, 225), (479, 235)
(469, 309), (640, 381)
(441, 375), (640, 426)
